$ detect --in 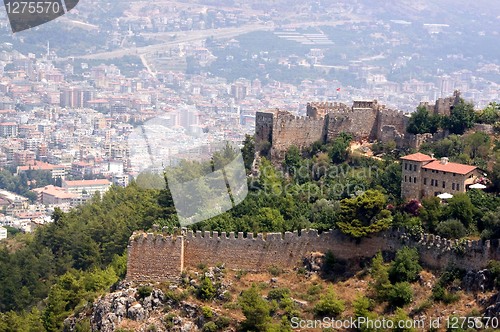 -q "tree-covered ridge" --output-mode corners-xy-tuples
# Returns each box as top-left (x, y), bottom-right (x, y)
(406, 99), (500, 136)
(0, 183), (164, 330)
